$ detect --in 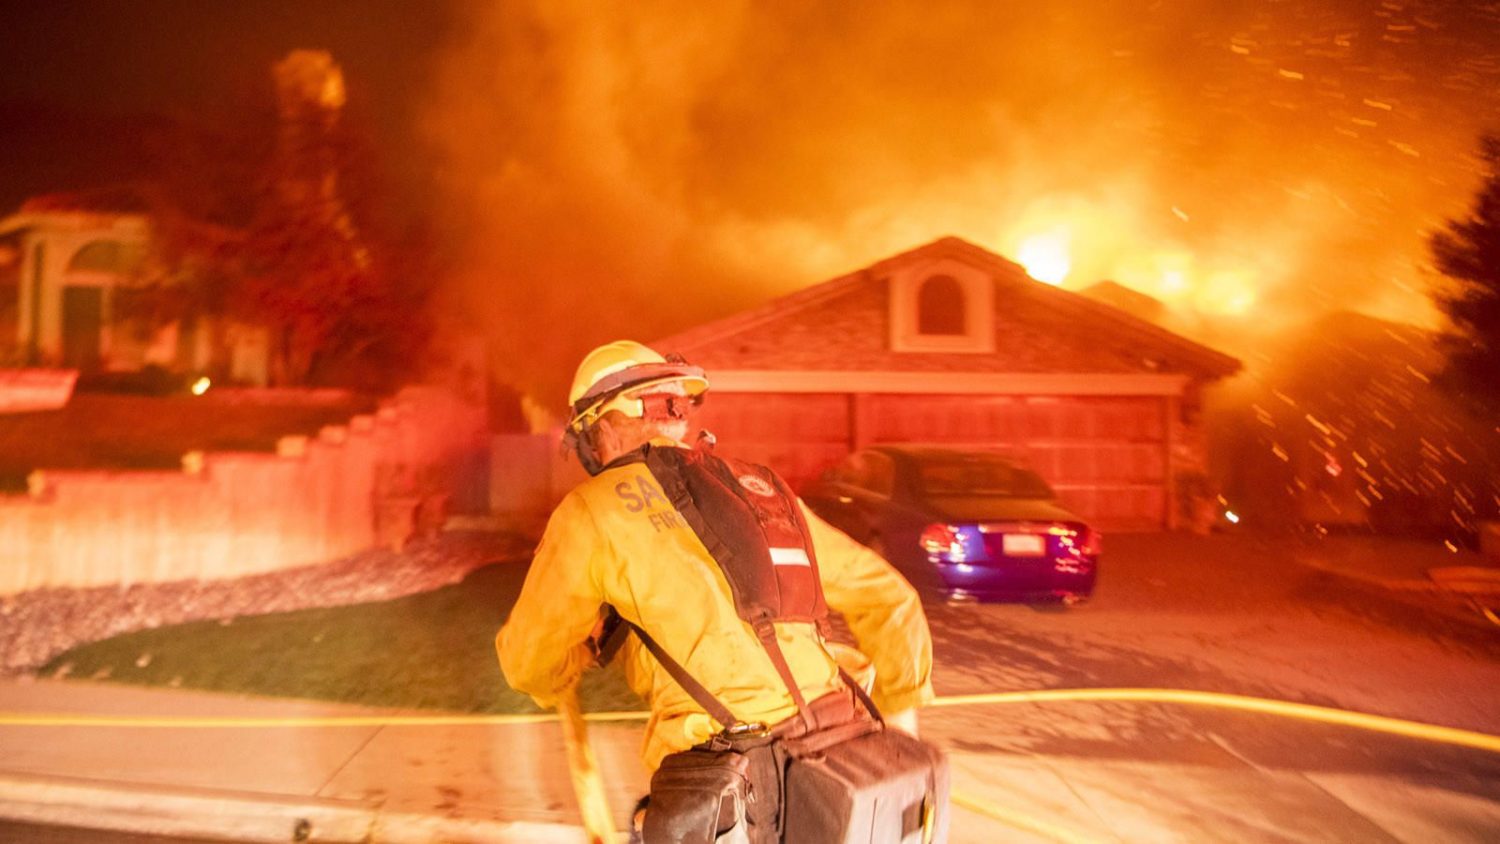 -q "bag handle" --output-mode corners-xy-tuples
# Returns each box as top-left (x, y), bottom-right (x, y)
(837, 666), (885, 725)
